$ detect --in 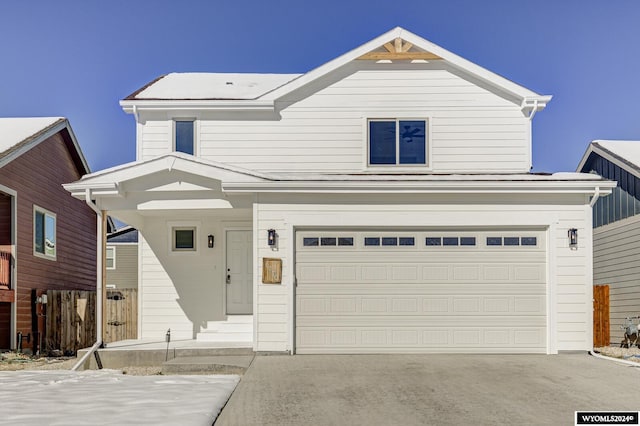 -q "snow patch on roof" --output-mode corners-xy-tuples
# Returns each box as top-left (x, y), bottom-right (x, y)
(133, 73), (302, 100)
(594, 140), (640, 170)
(0, 117), (63, 154)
